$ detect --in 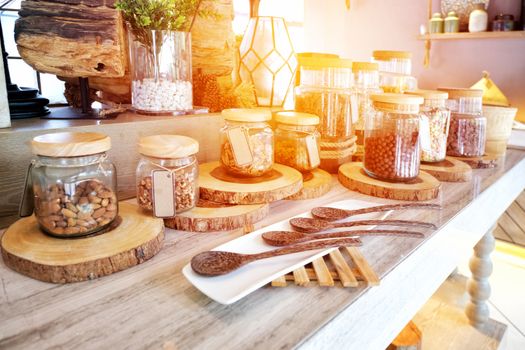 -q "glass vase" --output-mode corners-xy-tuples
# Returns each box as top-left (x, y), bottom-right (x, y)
(128, 27), (193, 115)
